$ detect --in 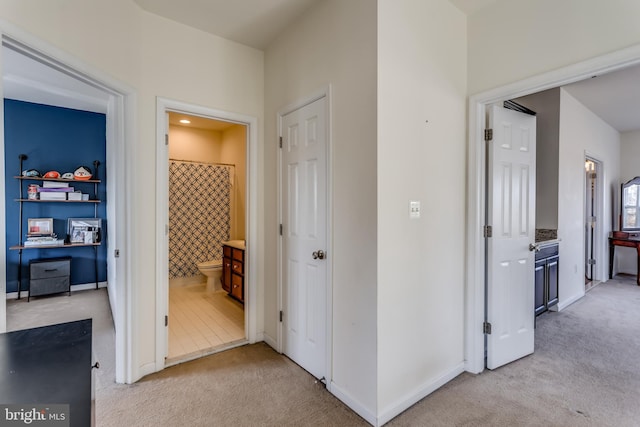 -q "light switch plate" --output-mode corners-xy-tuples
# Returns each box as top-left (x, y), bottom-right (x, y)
(409, 200), (421, 219)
